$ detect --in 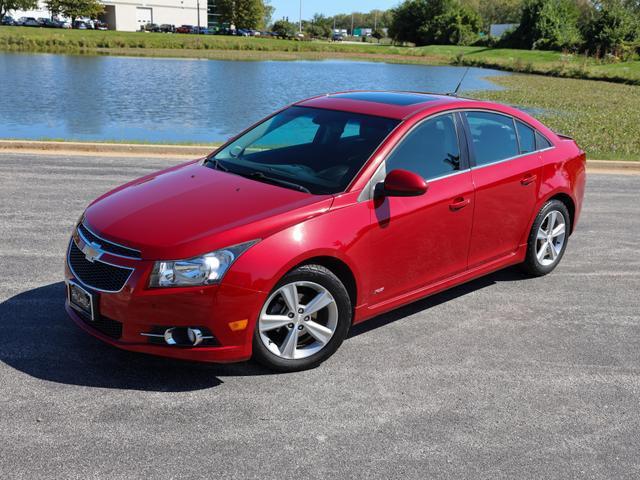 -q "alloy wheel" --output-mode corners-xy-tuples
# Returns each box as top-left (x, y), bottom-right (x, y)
(535, 210), (566, 266)
(258, 281), (338, 360)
